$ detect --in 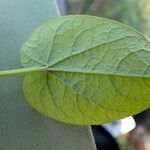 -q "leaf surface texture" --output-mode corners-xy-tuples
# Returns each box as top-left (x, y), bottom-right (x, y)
(21, 15), (150, 125)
